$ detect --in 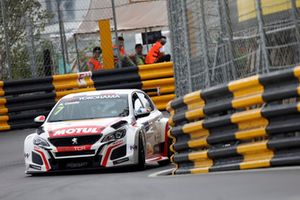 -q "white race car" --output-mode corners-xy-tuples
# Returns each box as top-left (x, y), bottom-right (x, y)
(24, 89), (170, 174)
